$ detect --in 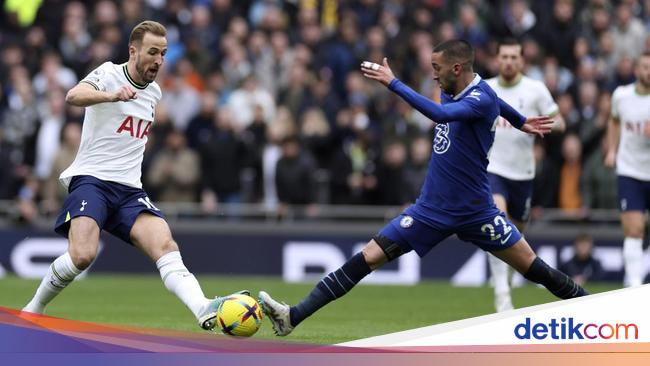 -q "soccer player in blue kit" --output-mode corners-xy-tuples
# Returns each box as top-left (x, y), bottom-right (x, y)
(259, 40), (588, 336)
